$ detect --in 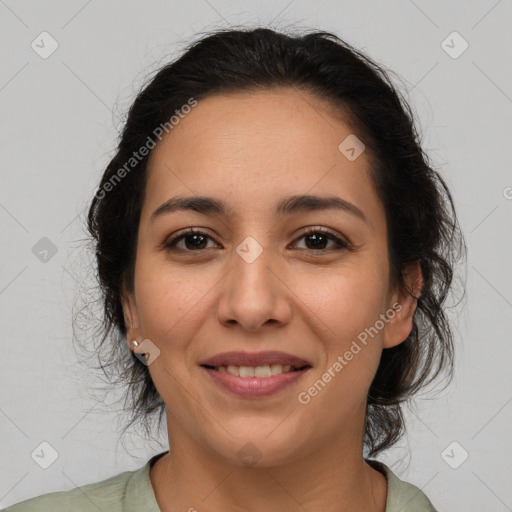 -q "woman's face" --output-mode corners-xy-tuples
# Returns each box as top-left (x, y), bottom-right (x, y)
(122, 87), (420, 466)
